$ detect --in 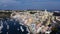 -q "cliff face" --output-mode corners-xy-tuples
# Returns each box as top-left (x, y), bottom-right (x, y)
(53, 12), (60, 16)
